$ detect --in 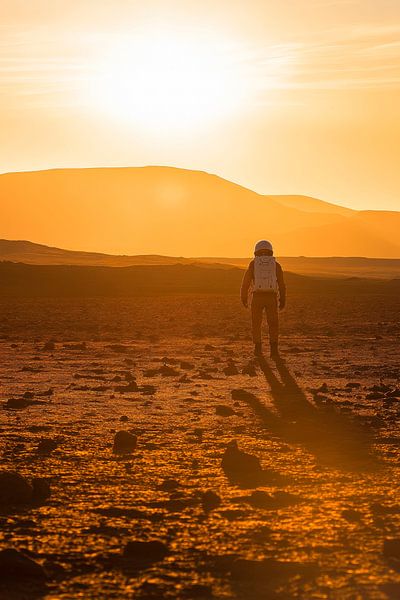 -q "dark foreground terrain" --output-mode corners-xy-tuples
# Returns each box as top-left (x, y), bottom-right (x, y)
(0, 283), (400, 599)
